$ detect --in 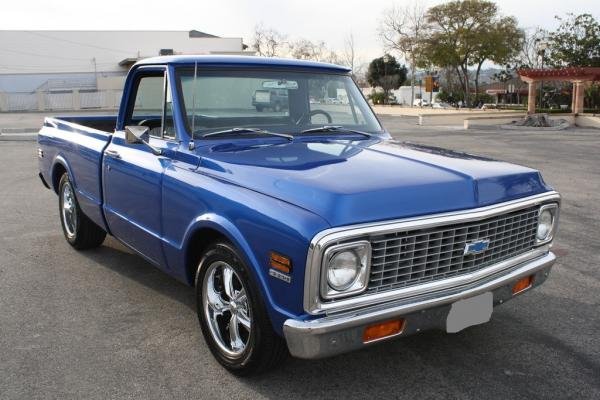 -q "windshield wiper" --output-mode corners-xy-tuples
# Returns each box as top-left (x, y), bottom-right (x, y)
(300, 125), (374, 138)
(202, 127), (293, 140)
